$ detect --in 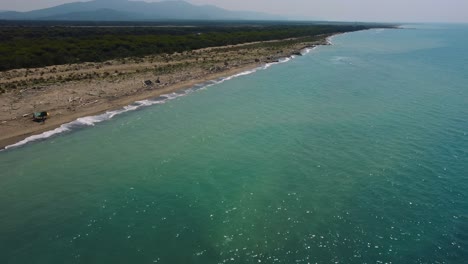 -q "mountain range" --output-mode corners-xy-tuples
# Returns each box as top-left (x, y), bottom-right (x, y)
(0, 0), (282, 21)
